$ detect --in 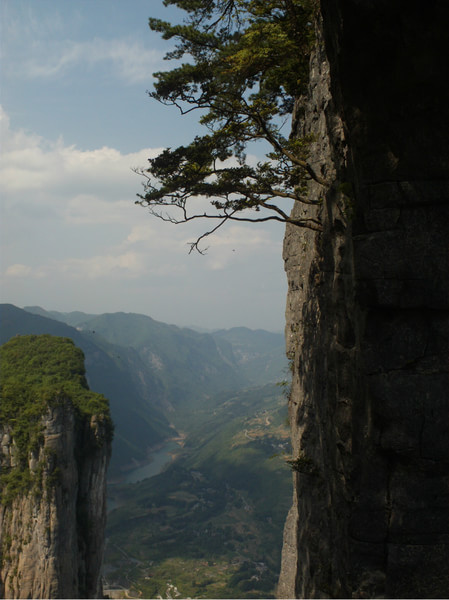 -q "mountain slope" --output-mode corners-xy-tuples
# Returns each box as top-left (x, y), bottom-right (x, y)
(212, 327), (286, 384)
(0, 304), (171, 476)
(3, 305), (293, 596)
(48, 310), (249, 429)
(3, 305), (288, 475)
(105, 383), (291, 599)
(24, 308), (287, 395)
(24, 306), (97, 327)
